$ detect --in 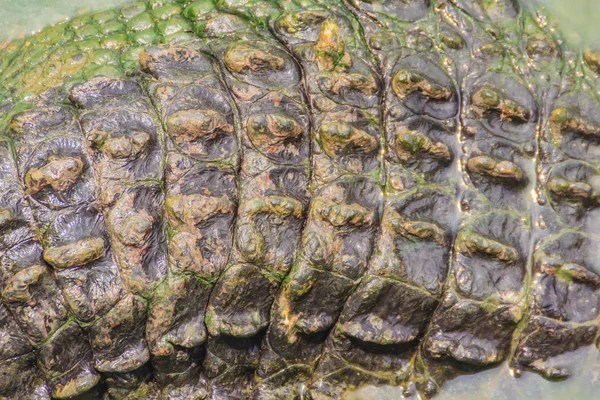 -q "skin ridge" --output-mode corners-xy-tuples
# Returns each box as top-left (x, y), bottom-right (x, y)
(1, 1), (600, 399)
(316, 1), (464, 396)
